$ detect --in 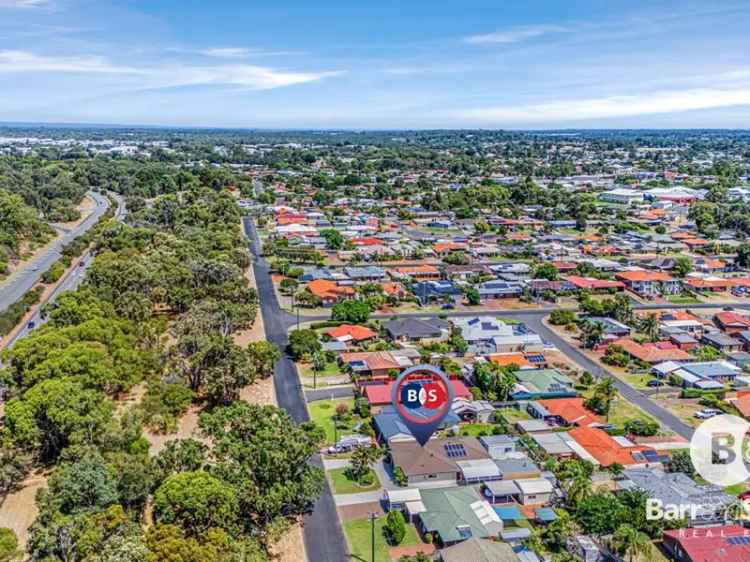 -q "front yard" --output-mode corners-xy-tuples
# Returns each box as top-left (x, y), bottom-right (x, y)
(328, 467), (381, 494)
(343, 516), (423, 562)
(308, 398), (359, 444)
